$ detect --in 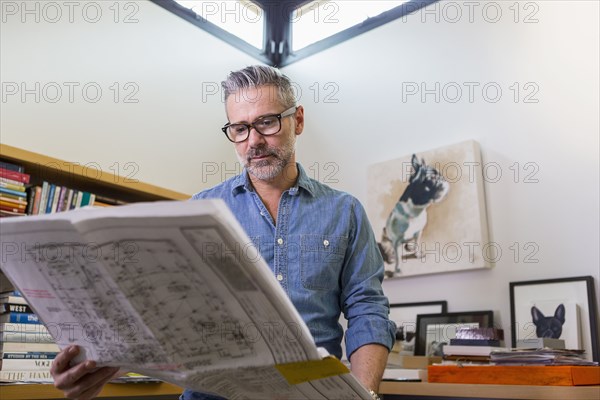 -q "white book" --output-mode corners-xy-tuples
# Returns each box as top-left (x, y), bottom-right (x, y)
(383, 368), (427, 381)
(0, 200), (373, 399)
(443, 344), (510, 357)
